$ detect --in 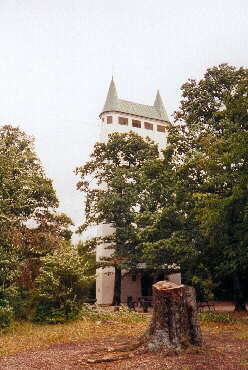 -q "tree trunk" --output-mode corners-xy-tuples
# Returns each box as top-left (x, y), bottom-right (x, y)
(145, 281), (202, 354)
(233, 272), (247, 311)
(112, 266), (122, 306)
